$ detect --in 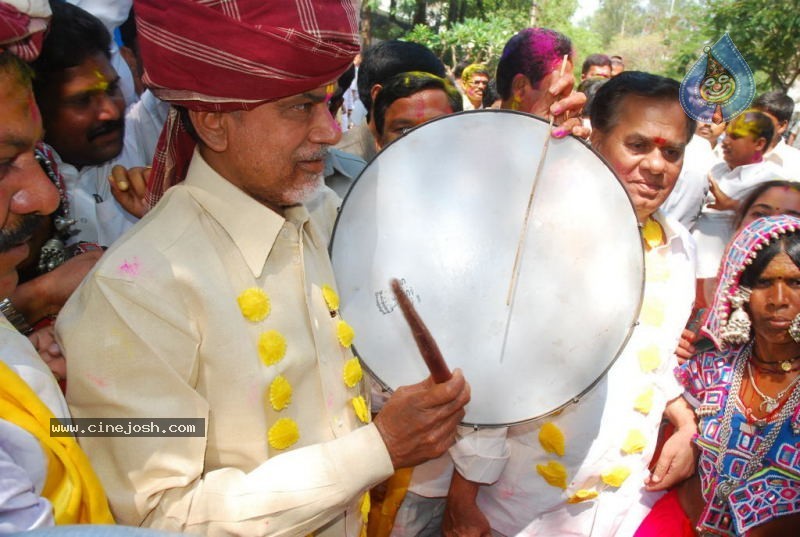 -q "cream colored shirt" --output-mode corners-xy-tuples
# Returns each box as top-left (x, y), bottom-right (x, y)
(56, 151), (394, 536)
